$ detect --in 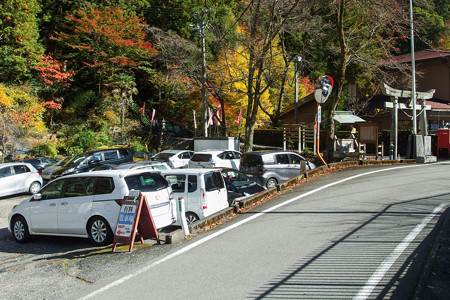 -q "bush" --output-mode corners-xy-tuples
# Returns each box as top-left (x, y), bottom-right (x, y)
(29, 142), (59, 158)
